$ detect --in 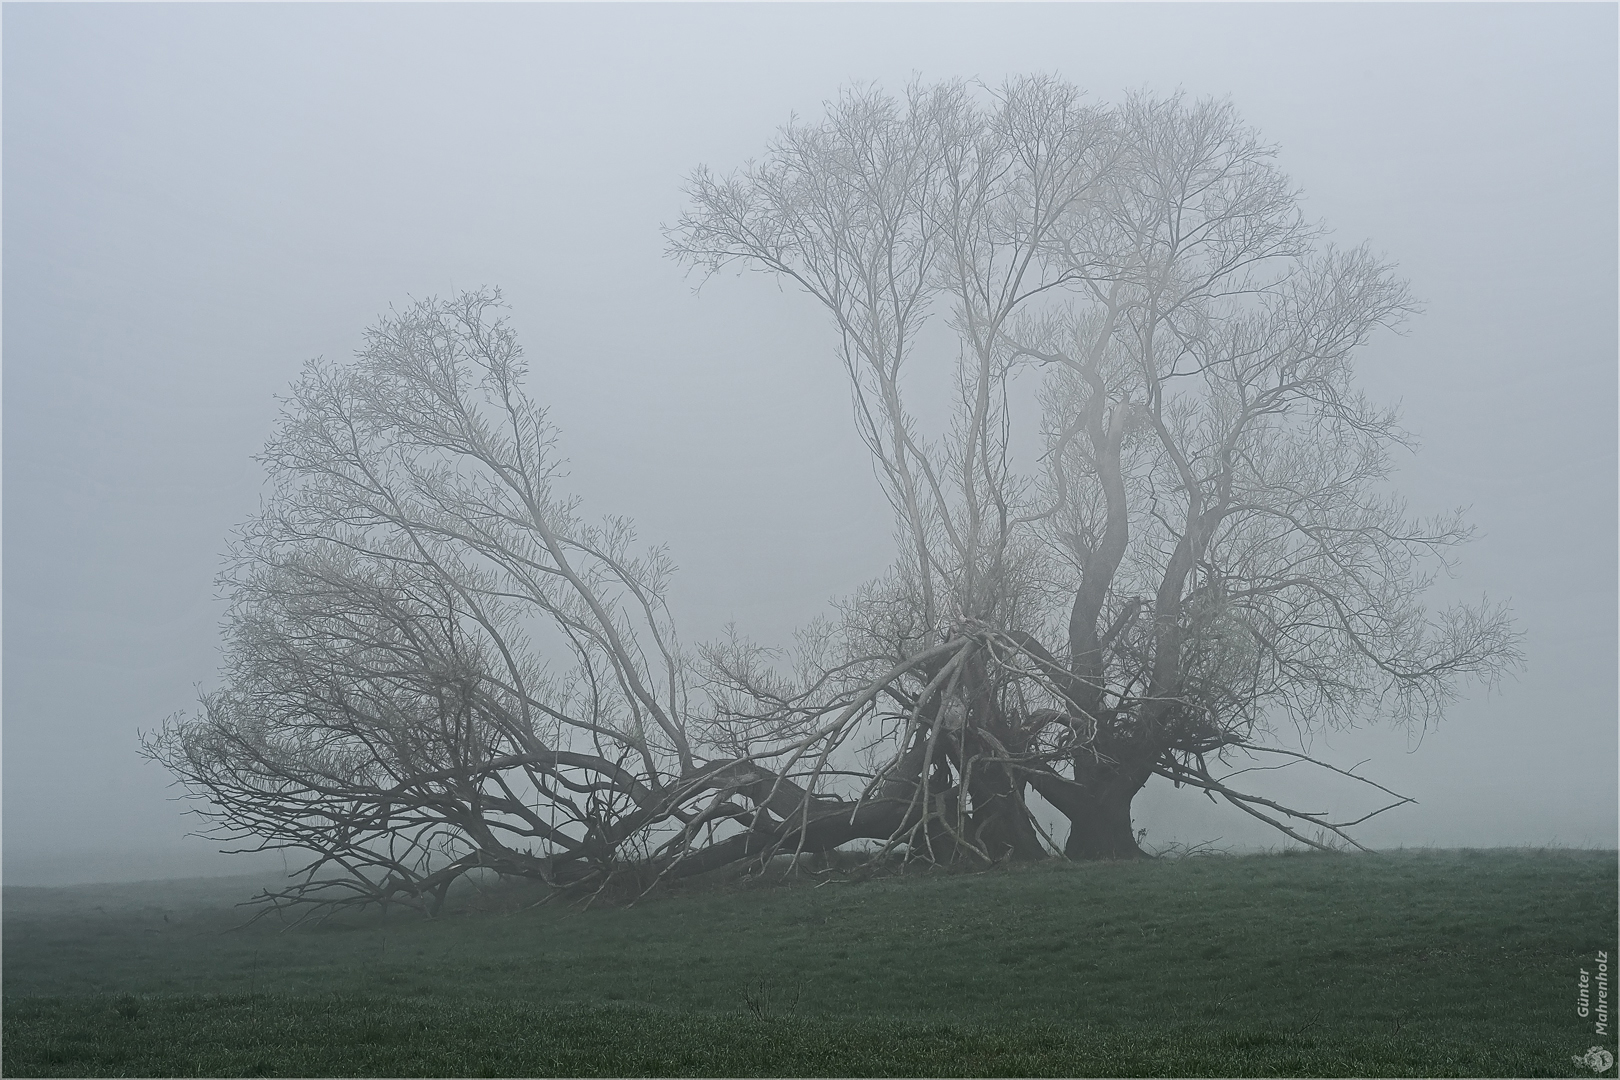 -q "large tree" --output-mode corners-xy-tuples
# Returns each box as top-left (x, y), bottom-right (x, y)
(145, 289), (960, 914)
(149, 78), (1519, 916)
(669, 78), (1518, 859)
